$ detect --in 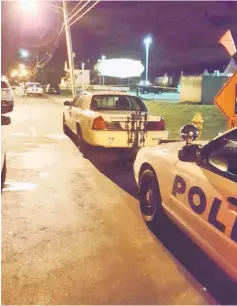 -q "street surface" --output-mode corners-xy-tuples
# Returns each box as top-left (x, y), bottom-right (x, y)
(2, 93), (236, 304)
